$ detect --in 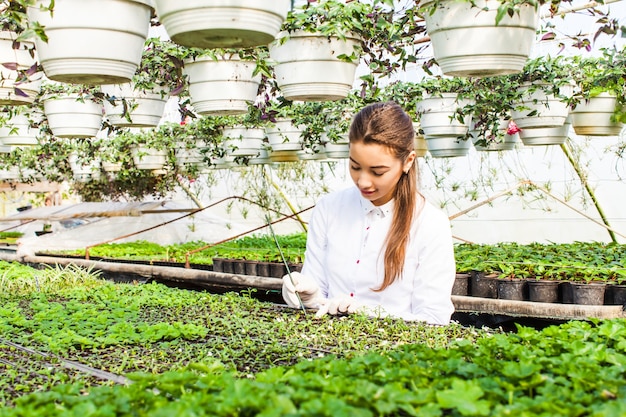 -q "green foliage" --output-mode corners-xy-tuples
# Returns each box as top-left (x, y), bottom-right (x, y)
(455, 241), (626, 282)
